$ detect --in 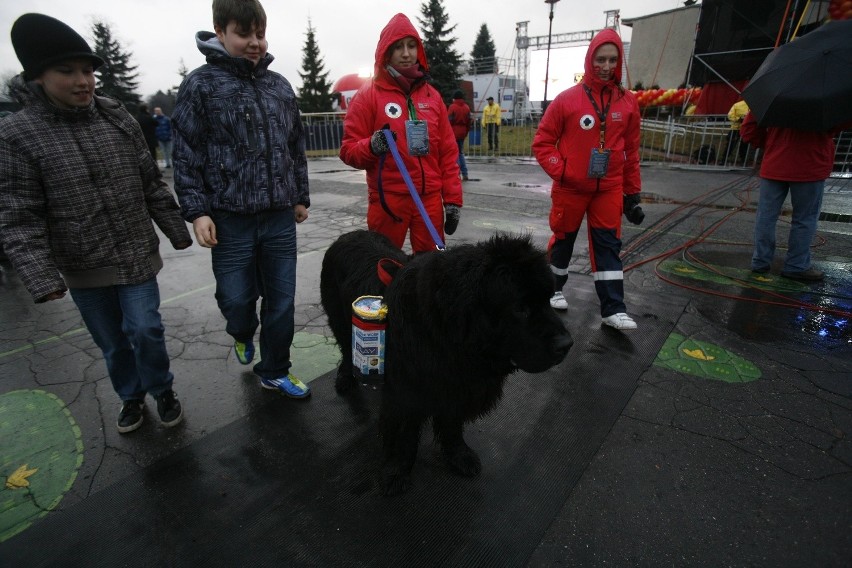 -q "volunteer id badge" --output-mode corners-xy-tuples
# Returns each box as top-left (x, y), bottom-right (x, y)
(587, 147), (611, 178)
(406, 120), (430, 156)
